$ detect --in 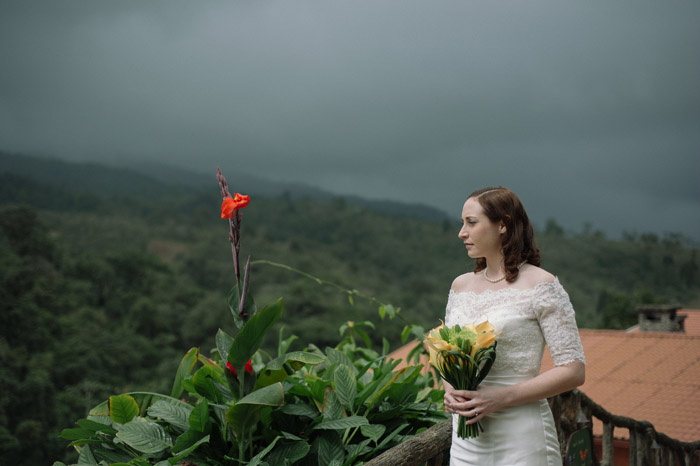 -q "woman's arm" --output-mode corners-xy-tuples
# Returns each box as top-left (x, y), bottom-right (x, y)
(443, 361), (585, 424)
